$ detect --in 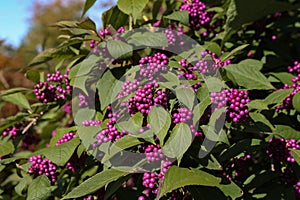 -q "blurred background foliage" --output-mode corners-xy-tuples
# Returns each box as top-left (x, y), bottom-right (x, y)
(0, 0), (114, 118)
